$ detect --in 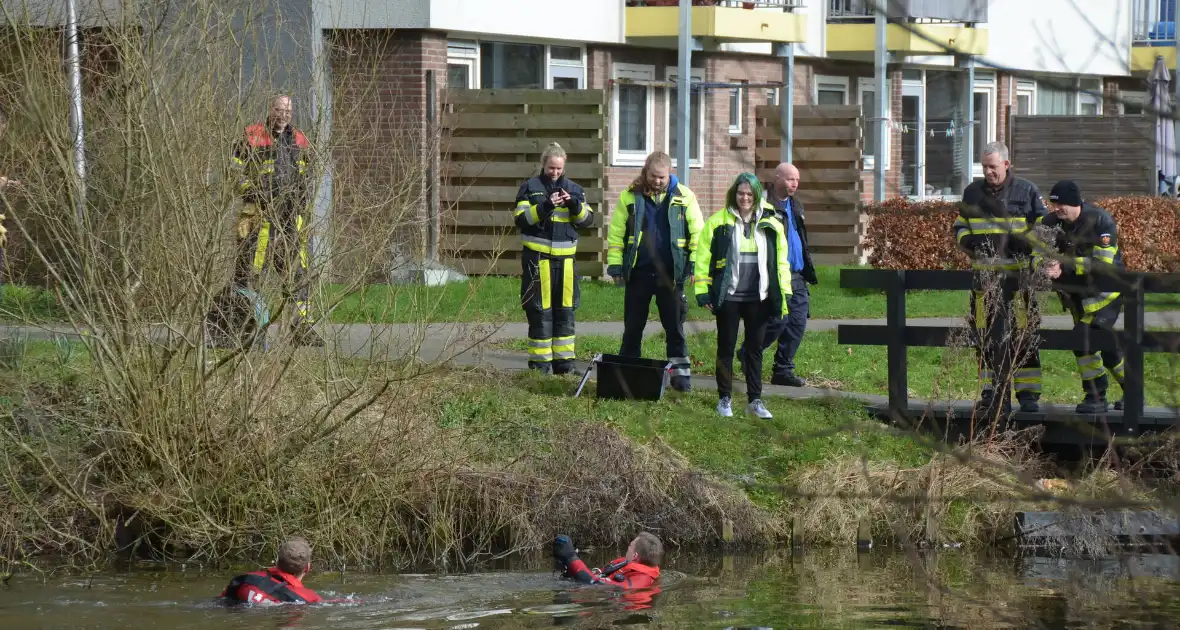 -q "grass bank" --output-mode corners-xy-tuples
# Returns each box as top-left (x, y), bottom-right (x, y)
(495, 330), (1180, 407)
(0, 339), (1164, 571)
